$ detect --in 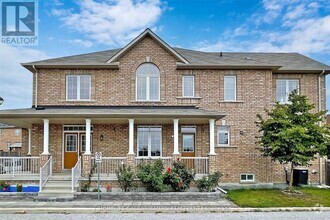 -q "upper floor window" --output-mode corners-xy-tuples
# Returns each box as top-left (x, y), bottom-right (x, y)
(0, 129), (2, 135)
(66, 75), (91, 101)
(182, 76), (194, 97)
(136, 63), (160, 101)
(224, 76), (236, 101)
(276, 79), (299, 104)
